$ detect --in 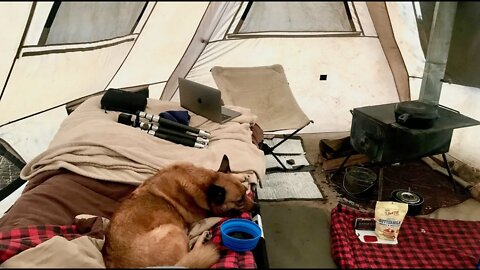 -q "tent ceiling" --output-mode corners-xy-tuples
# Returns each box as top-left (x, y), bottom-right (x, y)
(0, 3), (31, 101)
(107, 2), (209, 89)
(0, 2), (209, 126)
(0, 37), (134, 126)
